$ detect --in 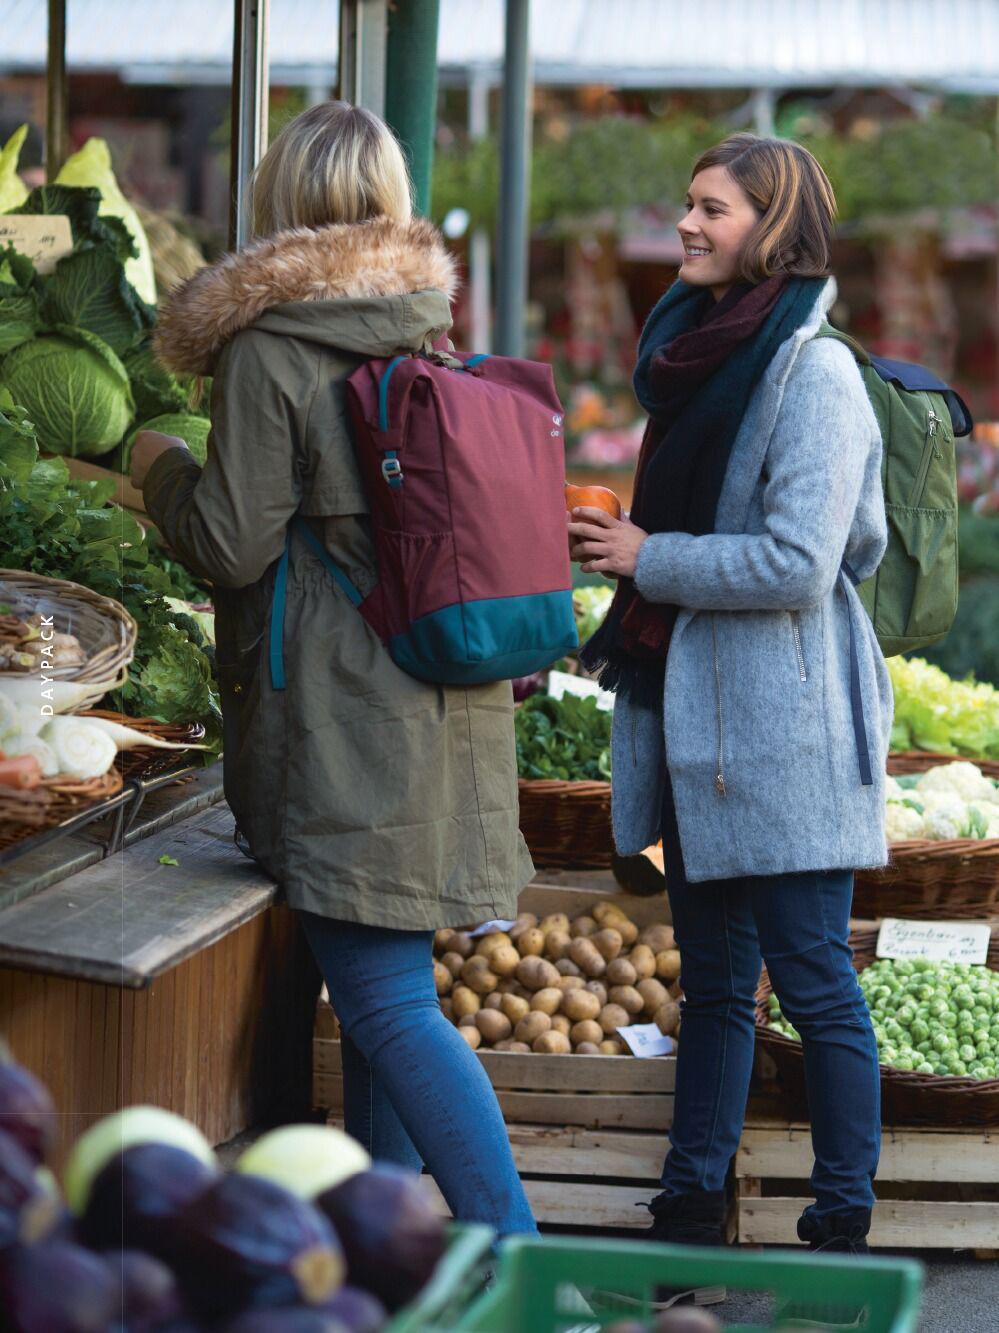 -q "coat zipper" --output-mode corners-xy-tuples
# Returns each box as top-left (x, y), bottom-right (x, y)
(907, 408), (940, 507)
(789, 611), (808, 683)
(711, 615), (727, 796)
